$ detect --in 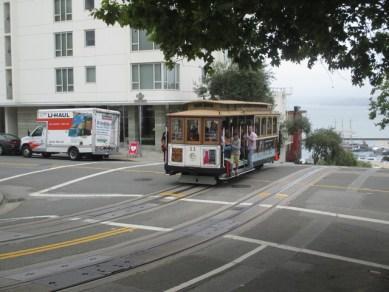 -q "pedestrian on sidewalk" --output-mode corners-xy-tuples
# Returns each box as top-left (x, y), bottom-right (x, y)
(161, 128), (167, 162)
